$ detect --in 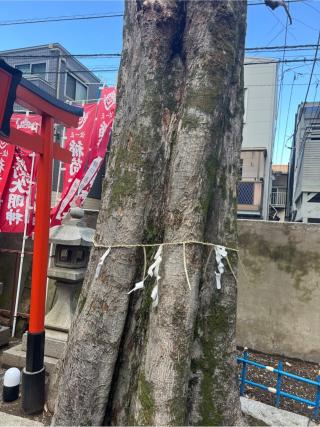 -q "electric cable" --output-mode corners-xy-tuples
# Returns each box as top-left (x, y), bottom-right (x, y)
(10, 58), (320, 78)
(280, 73), (296, 163)
(0, 12), (123, 26)
(0, 0), (304, 27)
(2, 43), (320, 59)
(274, 12), (289, 162)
